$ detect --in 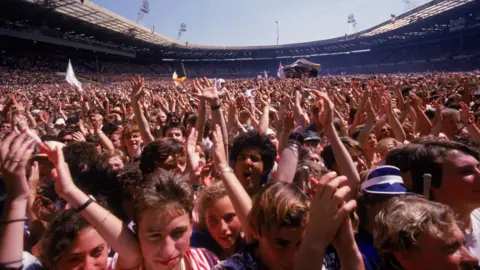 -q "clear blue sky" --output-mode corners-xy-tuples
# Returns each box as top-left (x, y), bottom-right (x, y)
(91, 0), (431, 46)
